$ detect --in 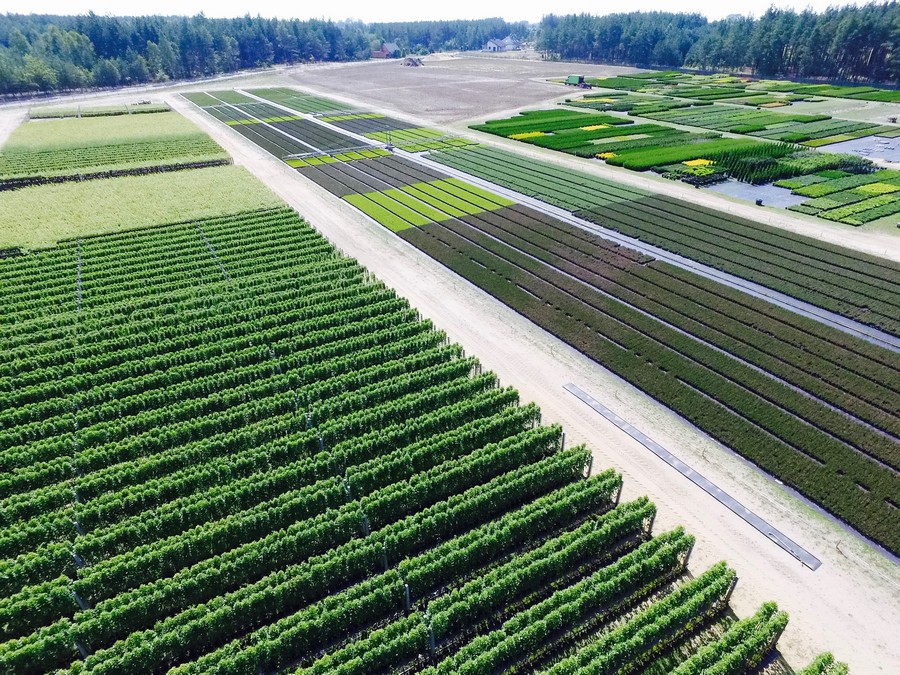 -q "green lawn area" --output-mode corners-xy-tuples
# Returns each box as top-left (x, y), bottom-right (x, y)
(0, 165), (281, 250)
(5, 111), (209, 152)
